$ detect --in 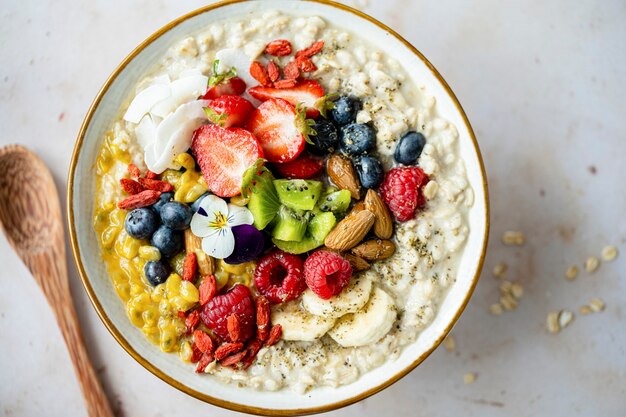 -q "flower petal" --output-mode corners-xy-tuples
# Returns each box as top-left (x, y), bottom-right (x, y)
(201, 228), (235, 259)
(227, 204), (254, 227)
(199, 194), (228, 218)
(190, 194), (228, 237)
